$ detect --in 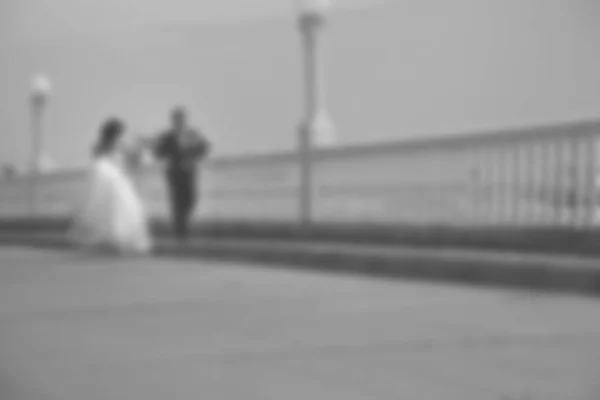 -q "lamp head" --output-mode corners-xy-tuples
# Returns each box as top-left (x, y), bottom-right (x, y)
(30, 74), (52, 104)
(297, 0), (331, 18)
